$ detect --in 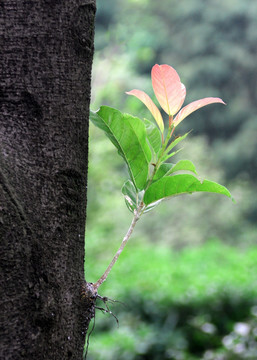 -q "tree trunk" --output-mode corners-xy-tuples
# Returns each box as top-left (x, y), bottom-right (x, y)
(0, 1), (96, 359)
